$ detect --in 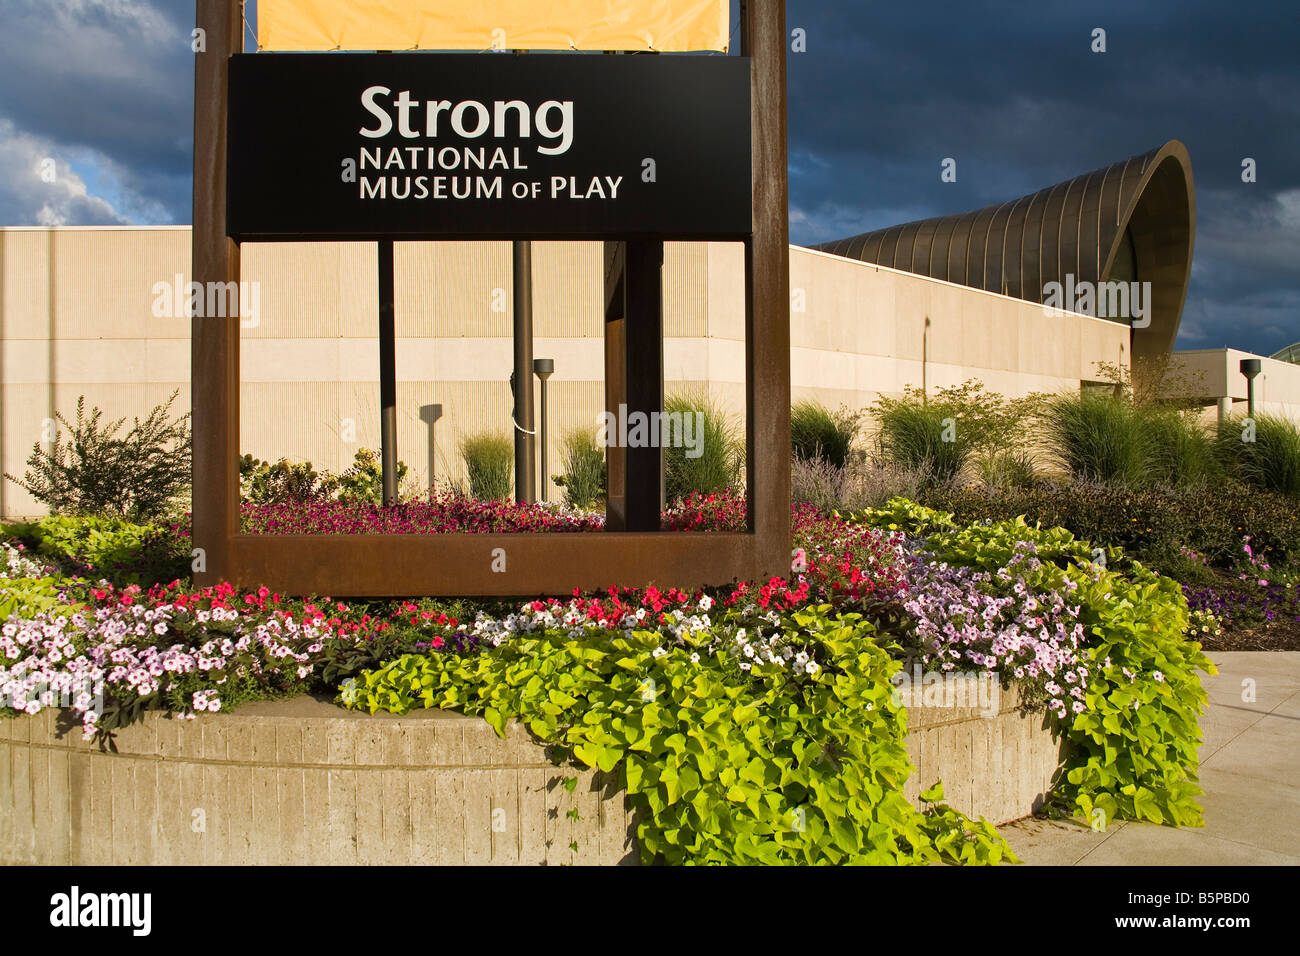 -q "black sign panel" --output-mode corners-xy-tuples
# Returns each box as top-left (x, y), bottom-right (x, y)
(227, 53), (751, 240)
